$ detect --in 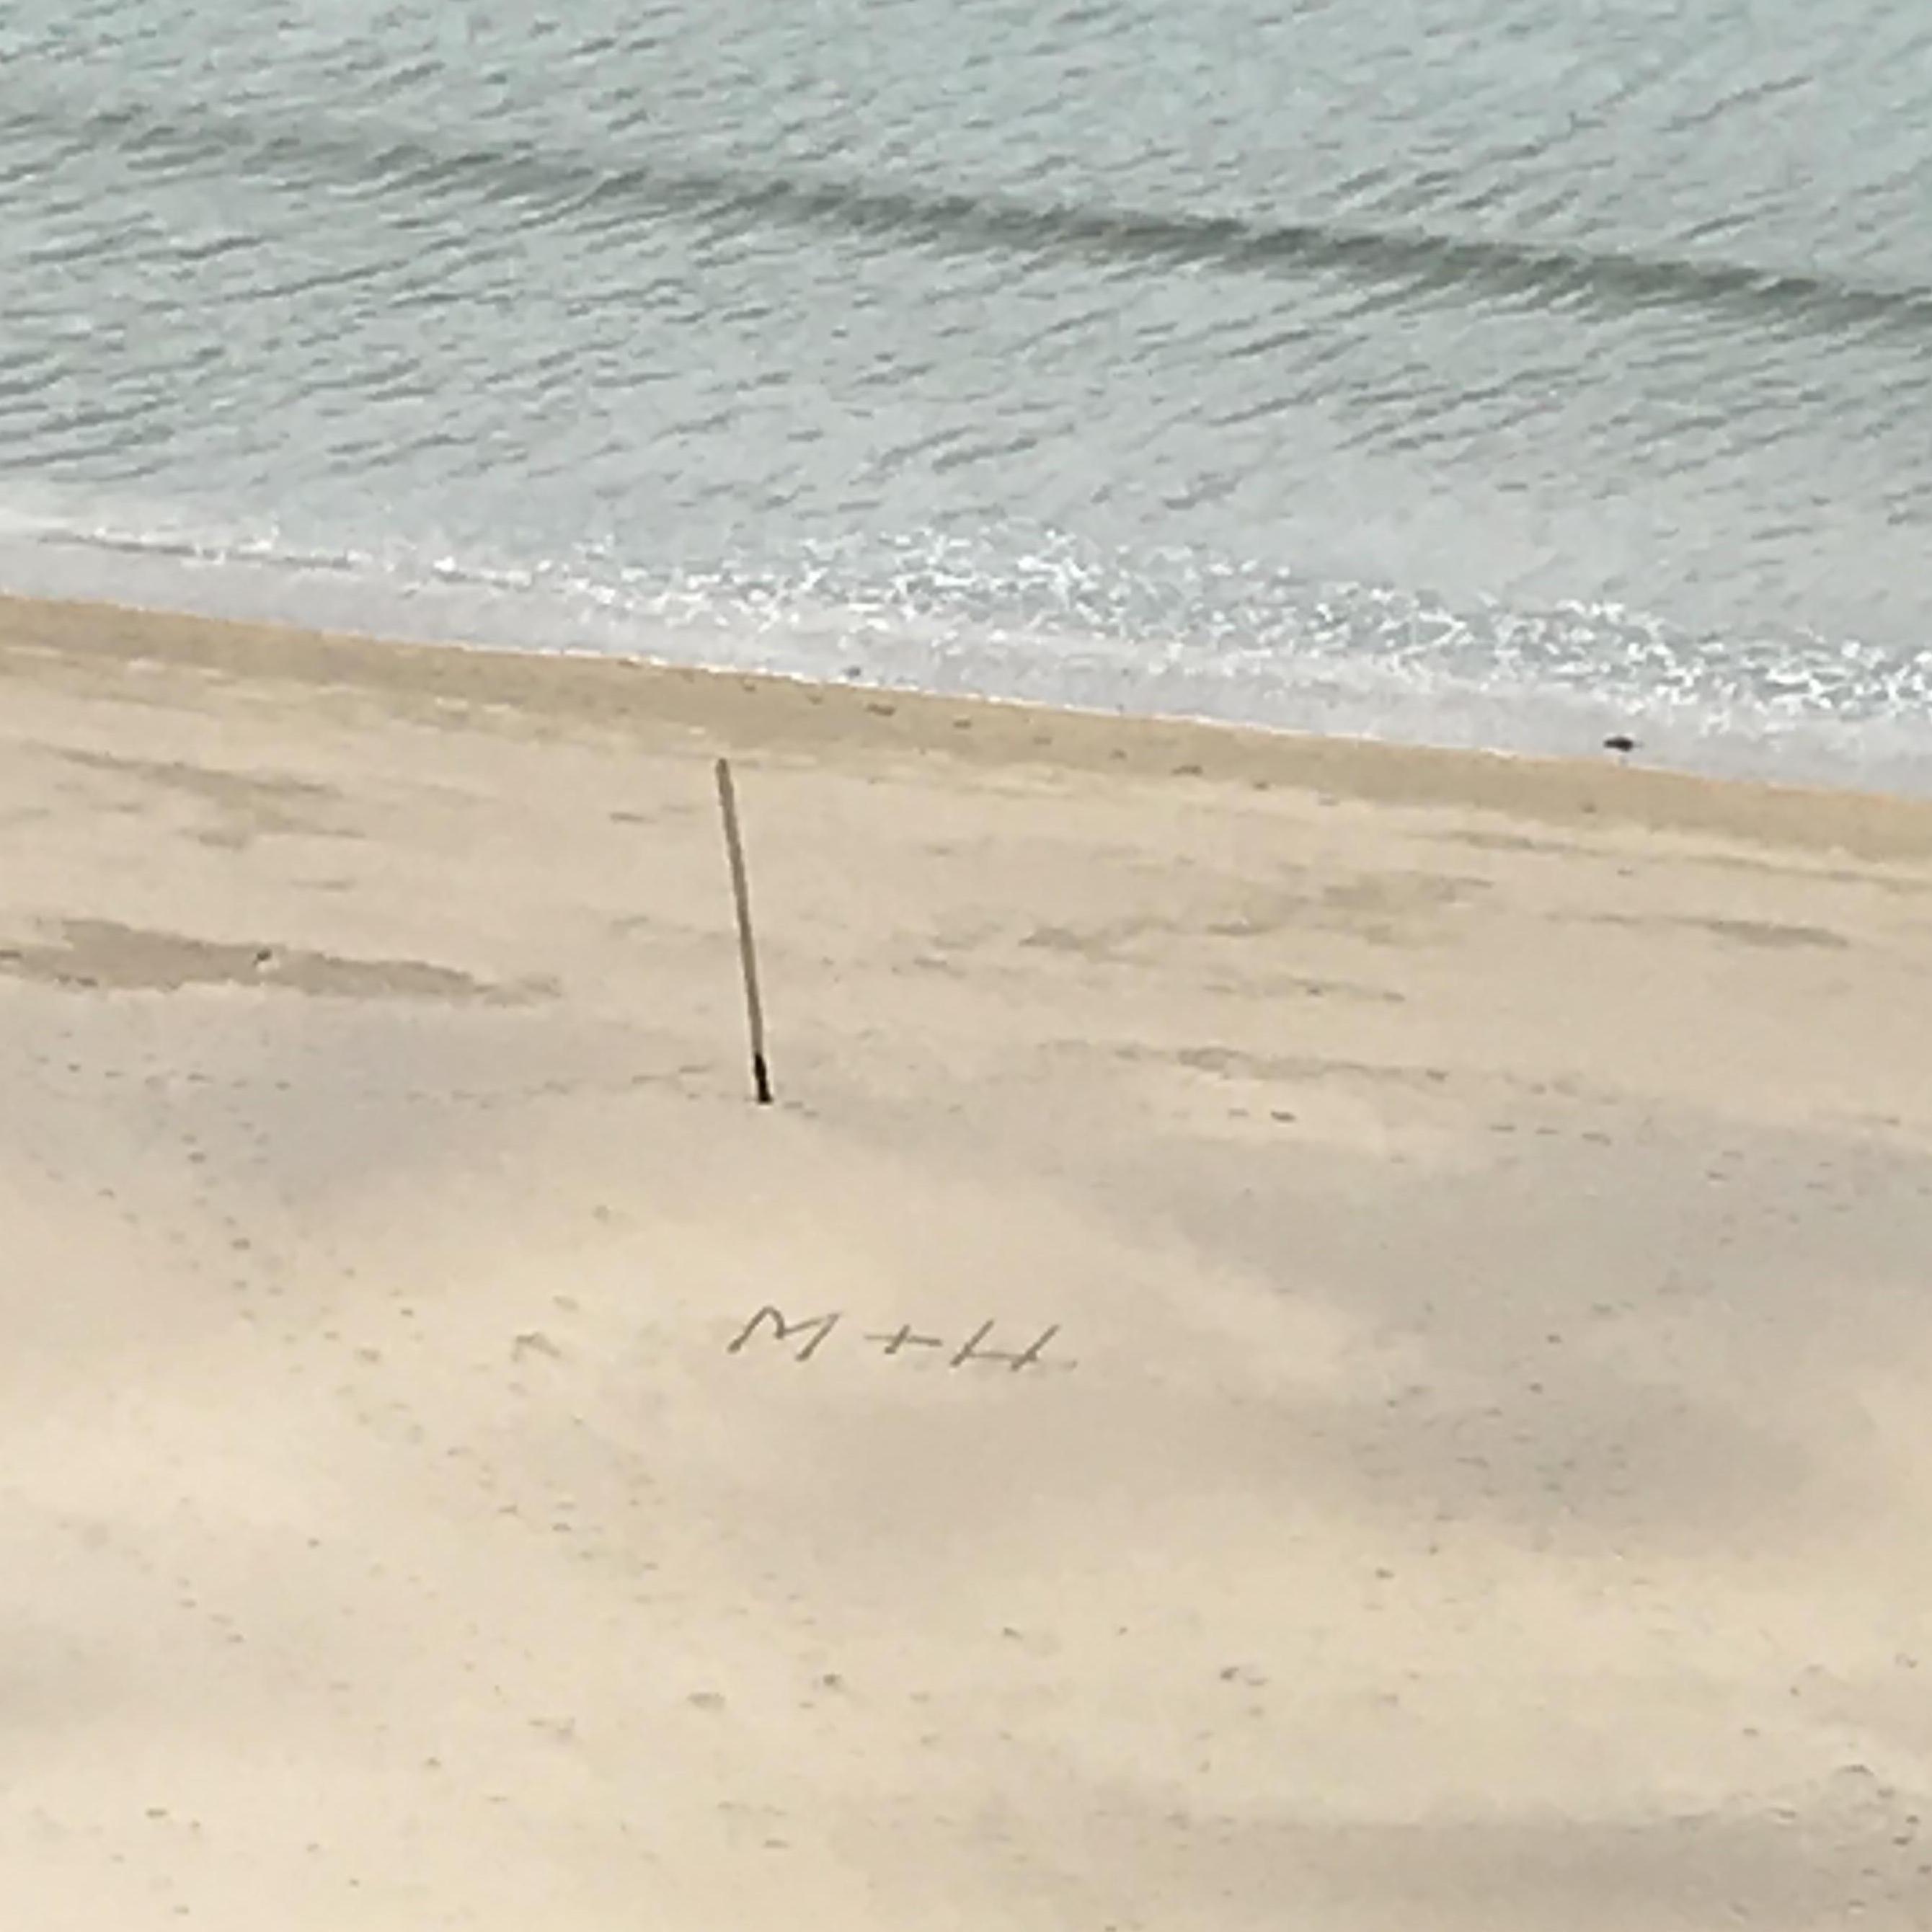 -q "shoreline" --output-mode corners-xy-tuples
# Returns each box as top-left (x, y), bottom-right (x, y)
(9, 587), (1932, 864)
